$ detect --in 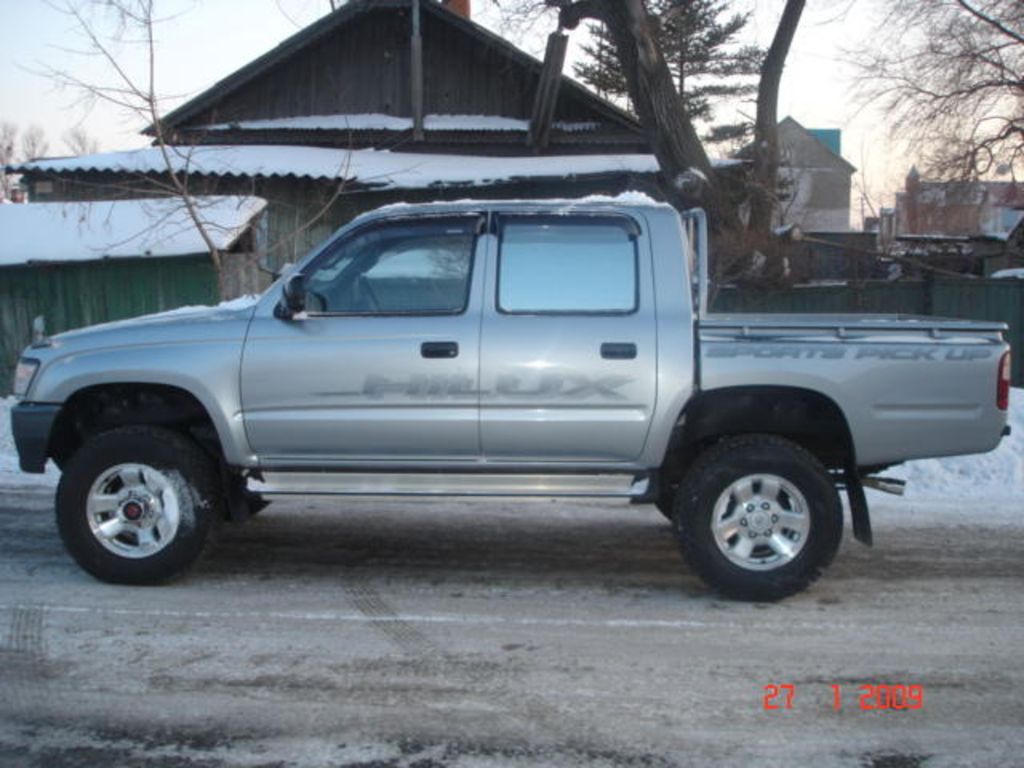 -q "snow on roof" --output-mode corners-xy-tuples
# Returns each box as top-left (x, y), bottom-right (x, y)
(197, 114), (601, 133)
(202, 114), (415, 131)
(0, 195), (266, 267)
(372, 190), (665, 216)
(11, 145), (670, 187)
(990, 268), (1024, 279)
(426, 114), (529, 131)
